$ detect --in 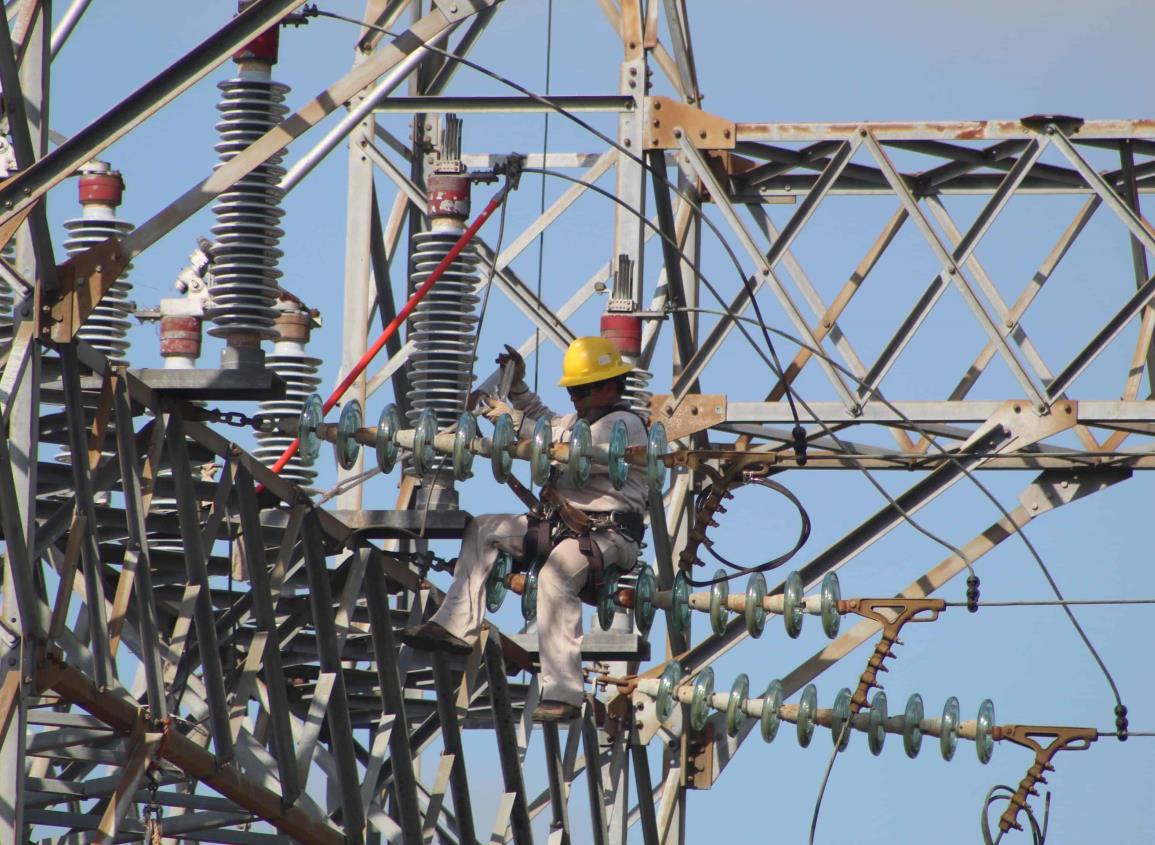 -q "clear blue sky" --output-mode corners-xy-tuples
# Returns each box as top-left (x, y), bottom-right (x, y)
(43, 1), (1155, 842)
